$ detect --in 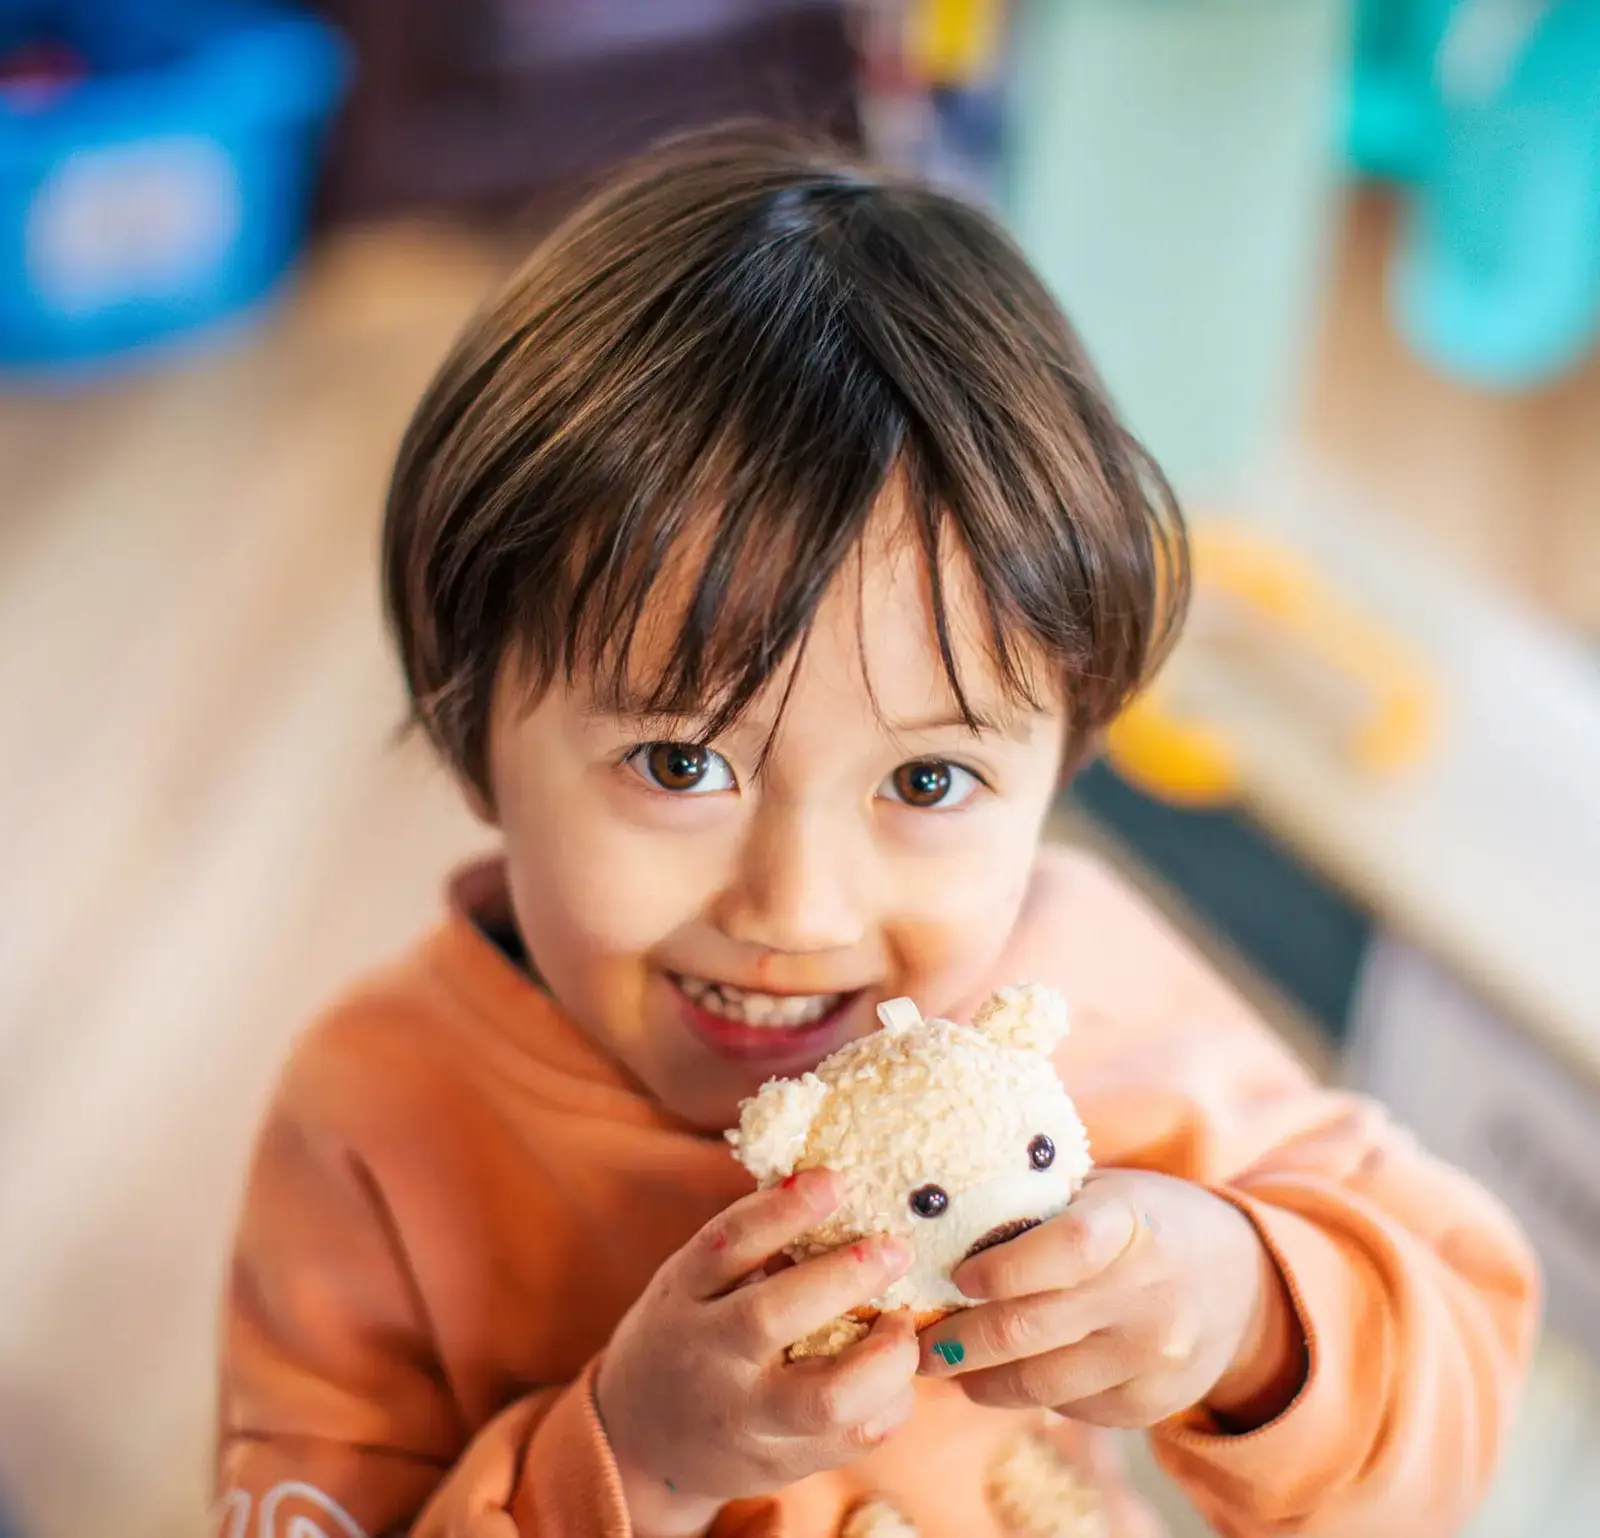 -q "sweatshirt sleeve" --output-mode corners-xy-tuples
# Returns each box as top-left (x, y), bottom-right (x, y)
(213, 1087), (632, 1538)
(1028, 852), (1541, 1538)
